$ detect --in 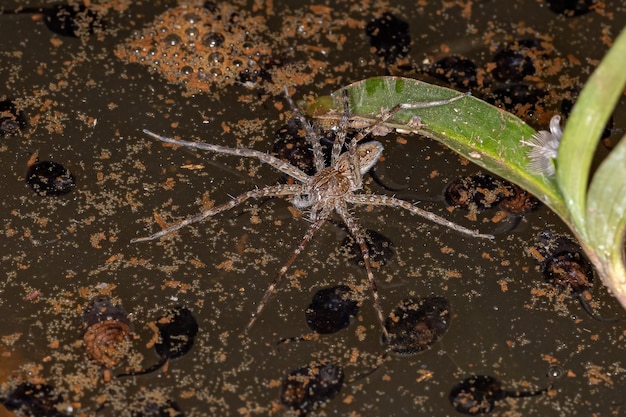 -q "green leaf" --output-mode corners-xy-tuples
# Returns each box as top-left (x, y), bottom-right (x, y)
(586, 134), (626, 304)
(315, 76), (568, 217)
(556, 27), (626, 236)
